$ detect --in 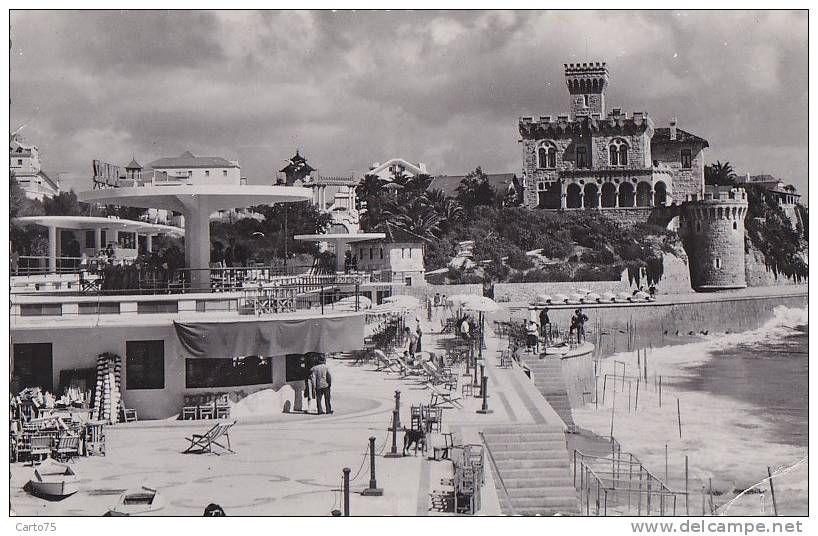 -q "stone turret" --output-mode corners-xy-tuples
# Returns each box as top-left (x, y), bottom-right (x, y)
(564, 62), (609, 119)
(679, 186), (749, 291)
